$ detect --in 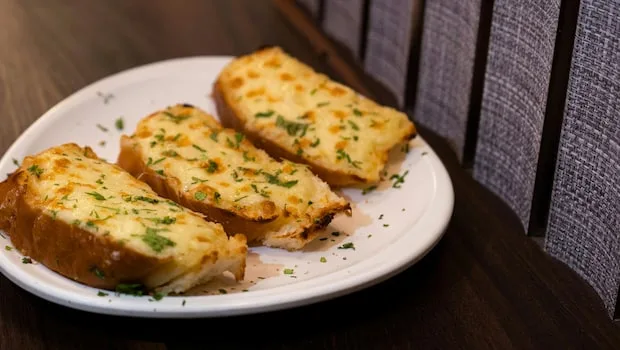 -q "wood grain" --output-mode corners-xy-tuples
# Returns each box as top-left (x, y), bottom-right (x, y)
(0, 1), (619, 349)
